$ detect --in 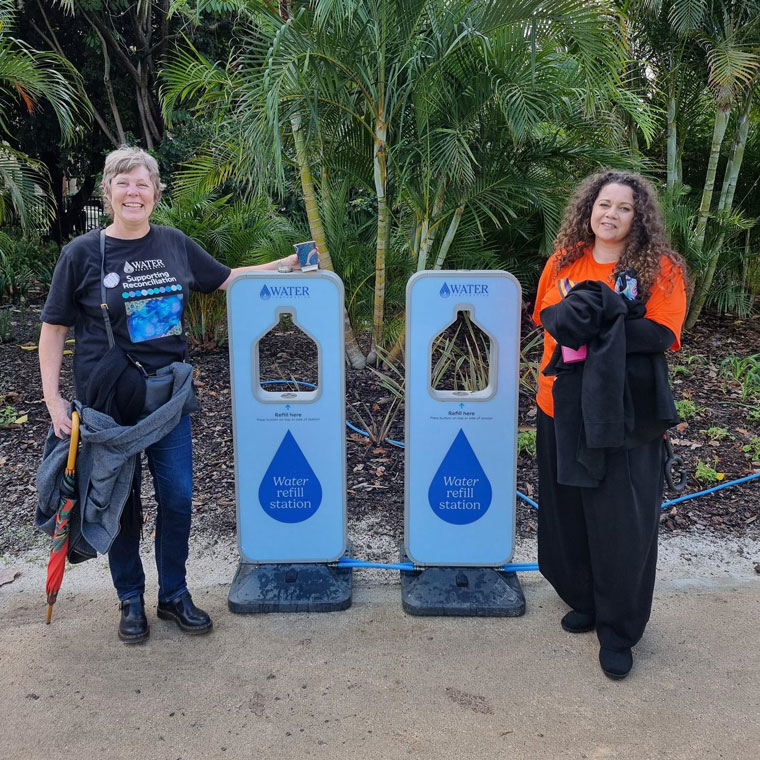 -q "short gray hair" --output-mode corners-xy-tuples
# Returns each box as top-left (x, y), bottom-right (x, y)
(102, 146), (163, 214)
